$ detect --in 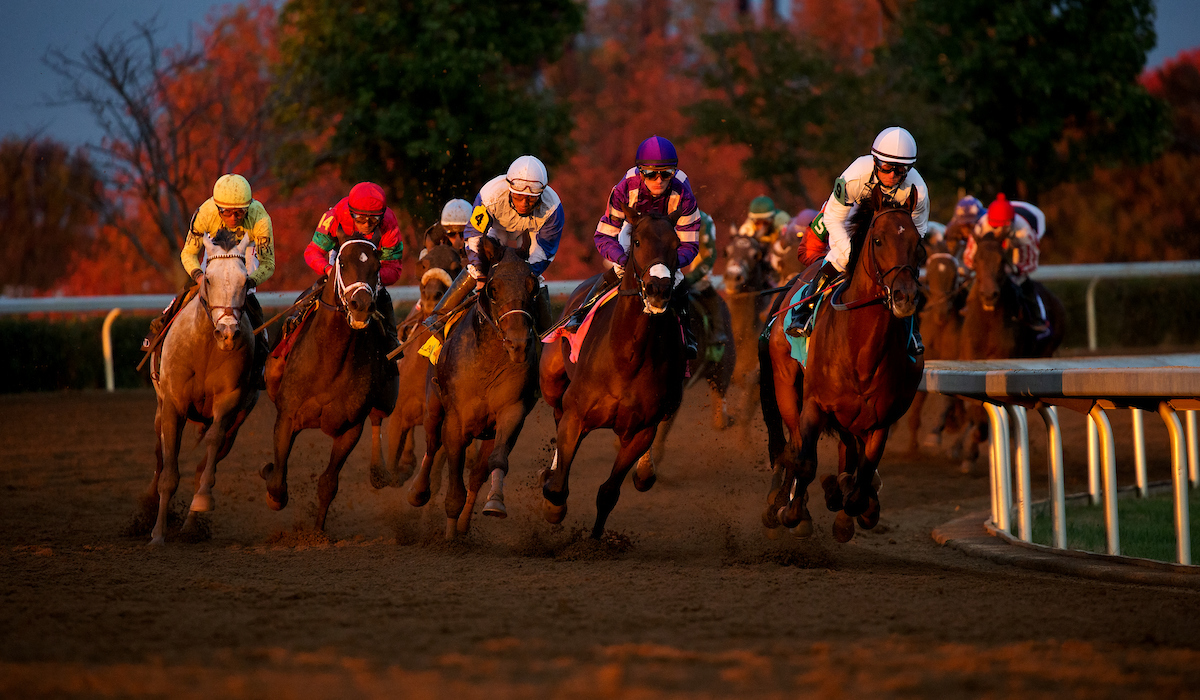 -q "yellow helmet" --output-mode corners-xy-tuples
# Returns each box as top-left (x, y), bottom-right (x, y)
(213, 174), (252, 209)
